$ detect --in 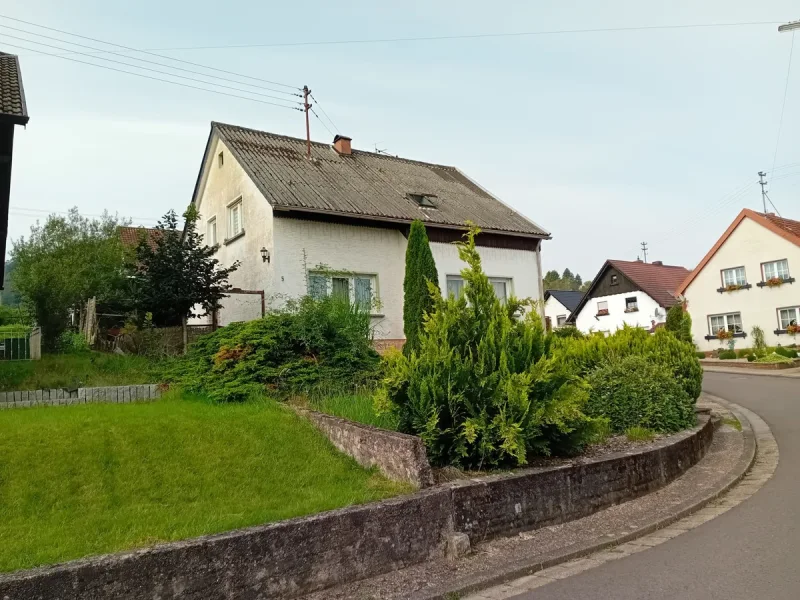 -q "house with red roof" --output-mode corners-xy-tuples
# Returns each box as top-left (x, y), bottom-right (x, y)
(567, 259), (690, 334)
(675, 209), (800, 351)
